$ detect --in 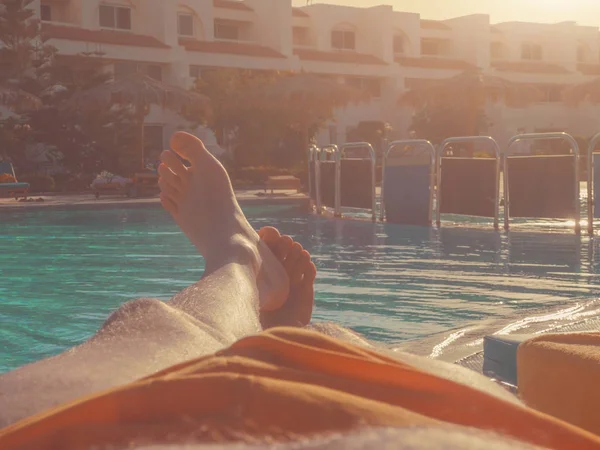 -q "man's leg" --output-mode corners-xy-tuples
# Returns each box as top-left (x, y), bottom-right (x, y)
(0, 133), (313, 427)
